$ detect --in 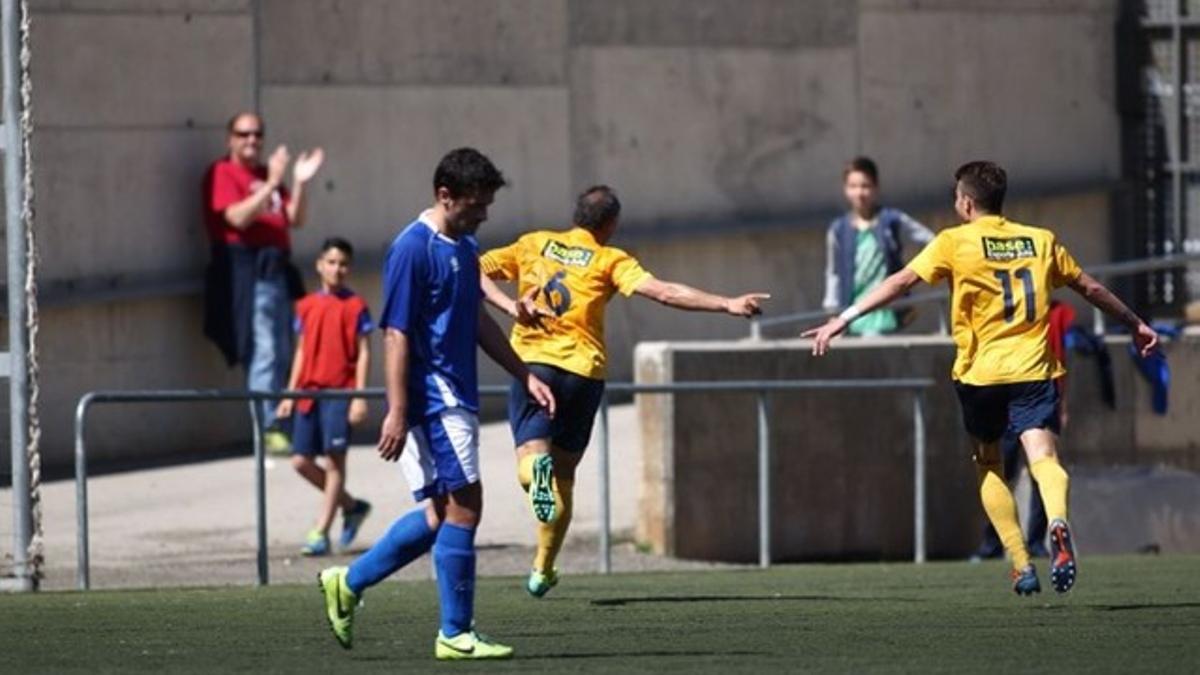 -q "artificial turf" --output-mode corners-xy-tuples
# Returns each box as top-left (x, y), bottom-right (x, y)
(2, 554), (1198, 673)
